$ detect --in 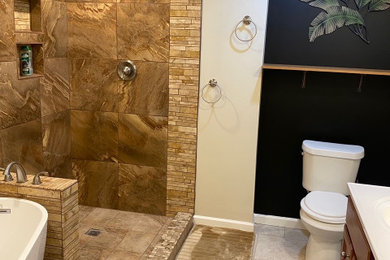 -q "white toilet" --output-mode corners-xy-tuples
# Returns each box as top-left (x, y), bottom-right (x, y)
(300, 140), (364, 260)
